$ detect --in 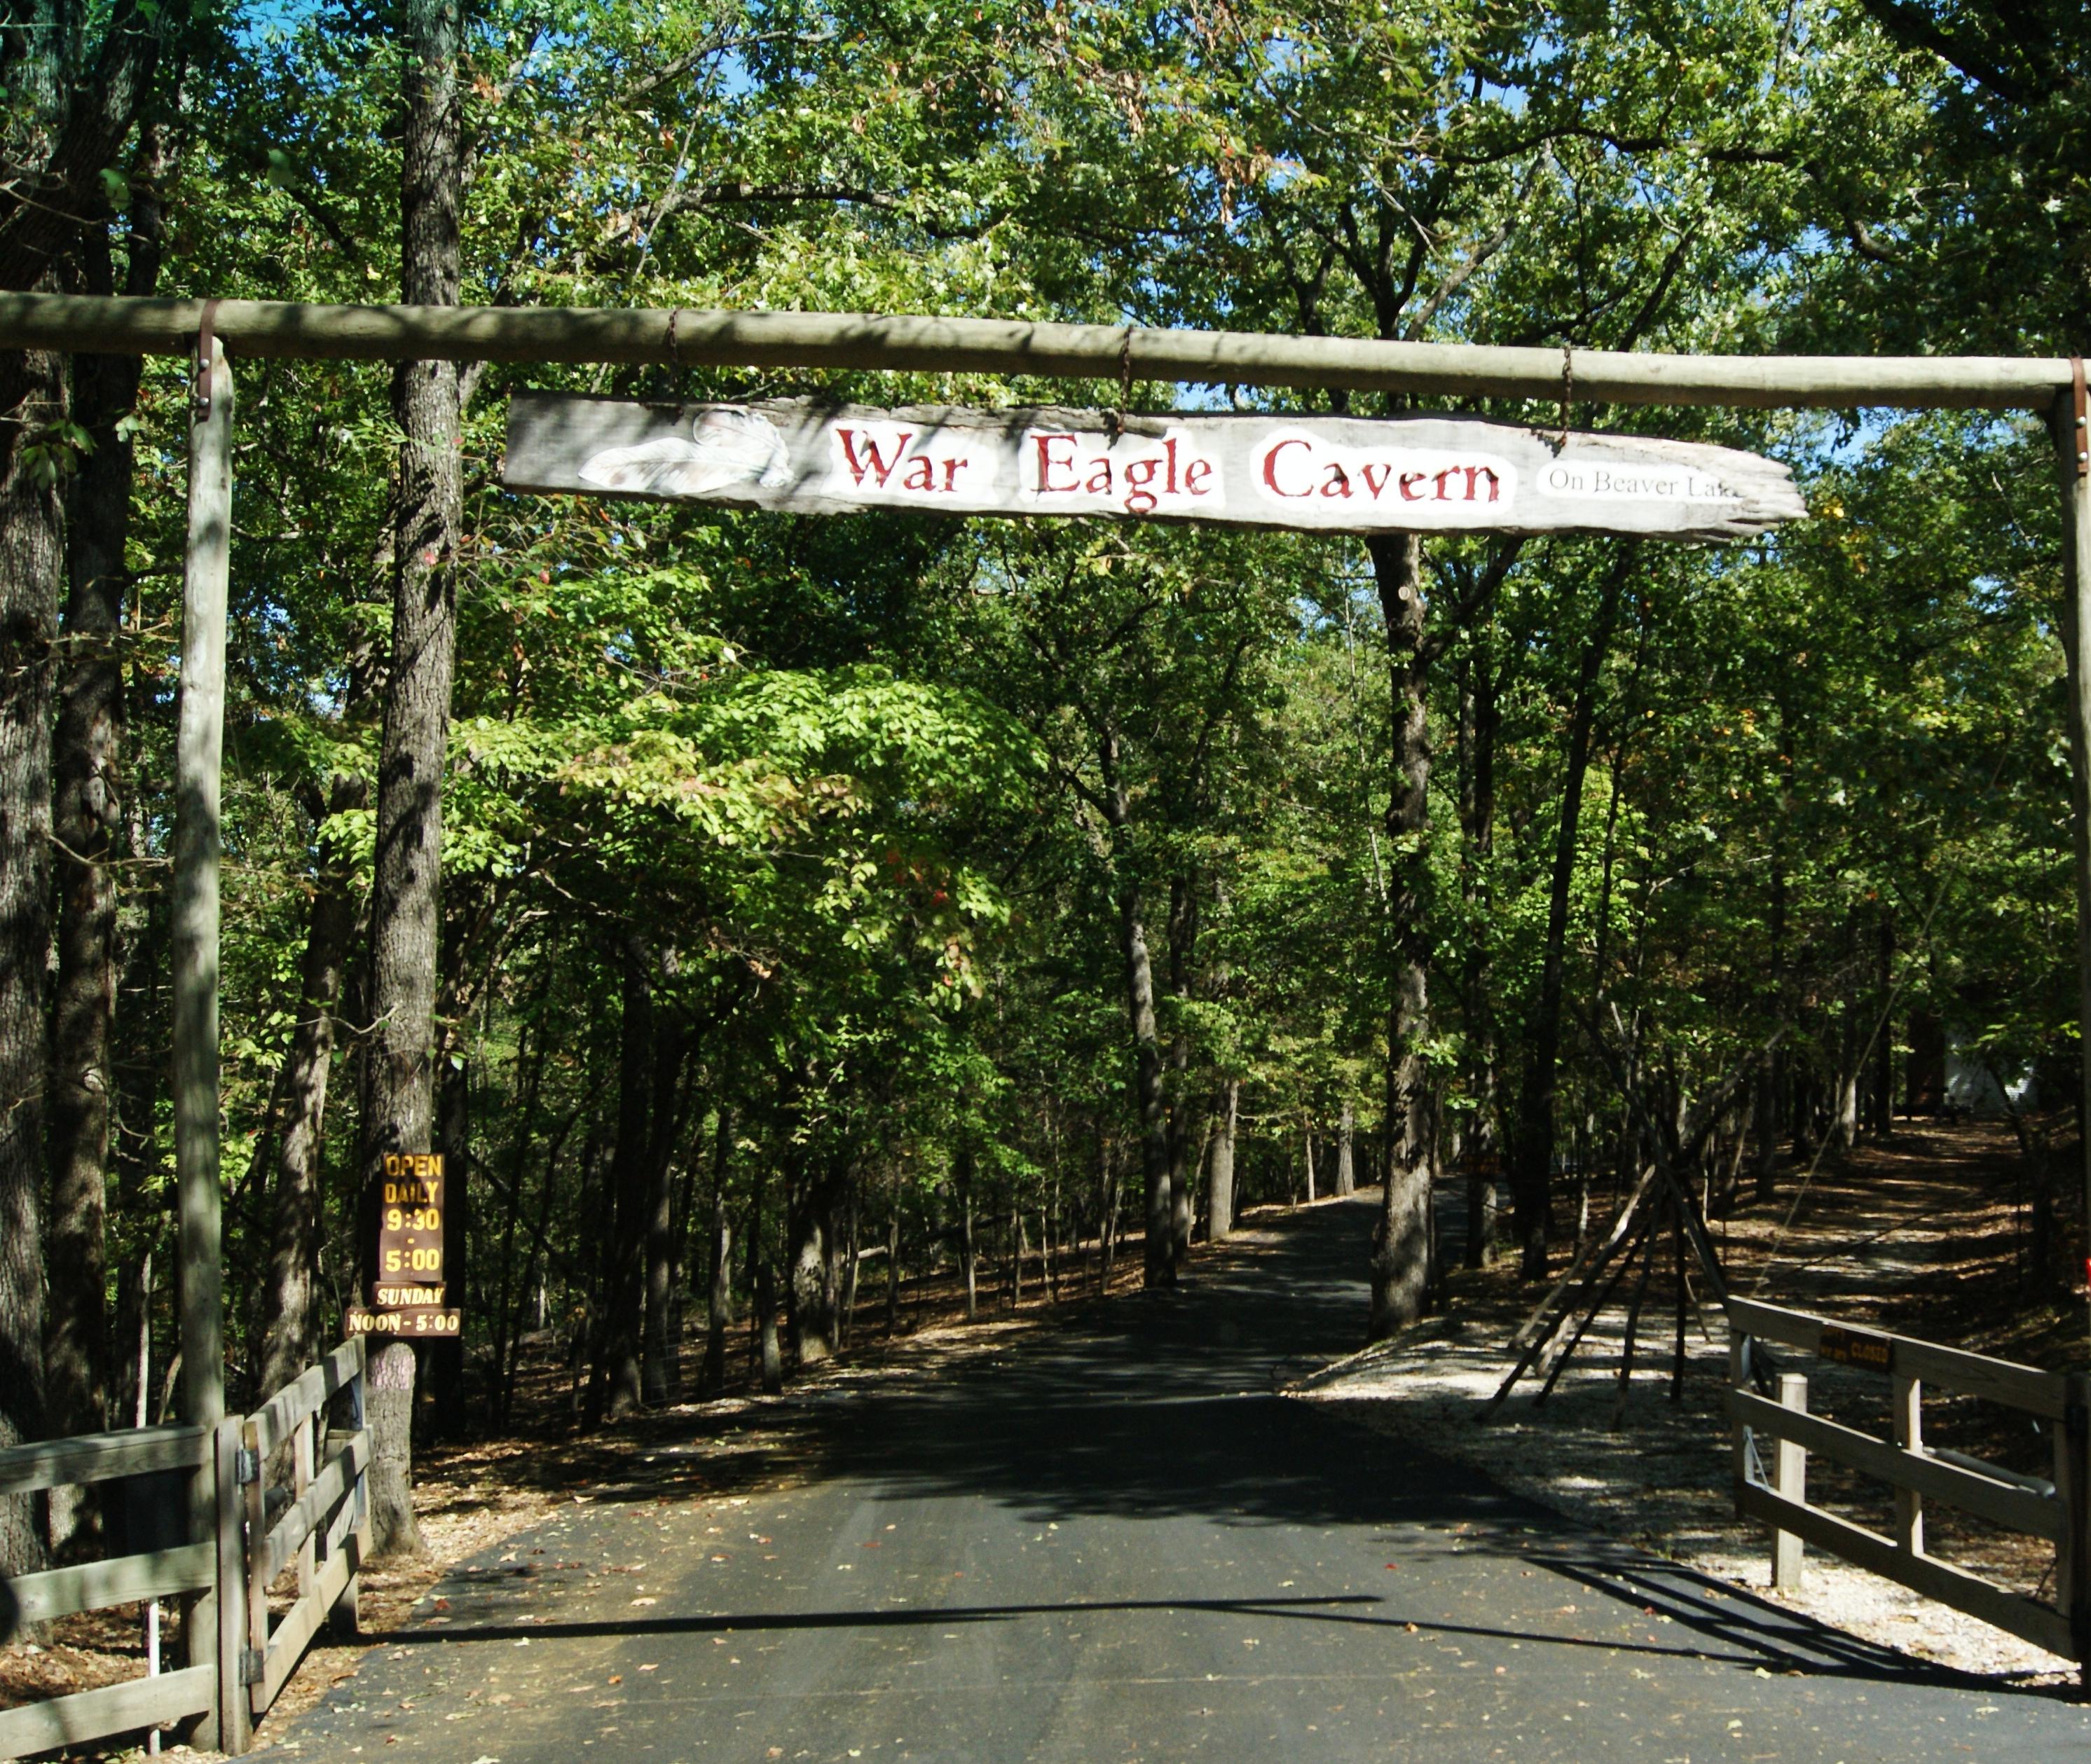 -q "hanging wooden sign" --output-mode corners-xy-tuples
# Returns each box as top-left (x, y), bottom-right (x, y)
(504, 394), (1805, 541)
(349, 1152), (460, 1337)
